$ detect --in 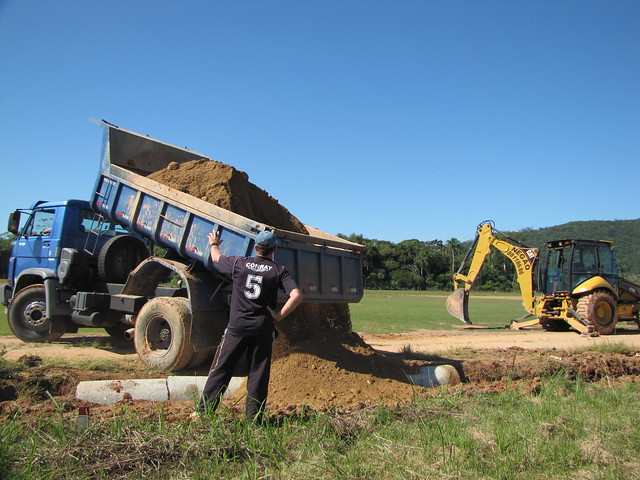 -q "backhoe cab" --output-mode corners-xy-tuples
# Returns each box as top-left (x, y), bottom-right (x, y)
(447, 221), (640, 336)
